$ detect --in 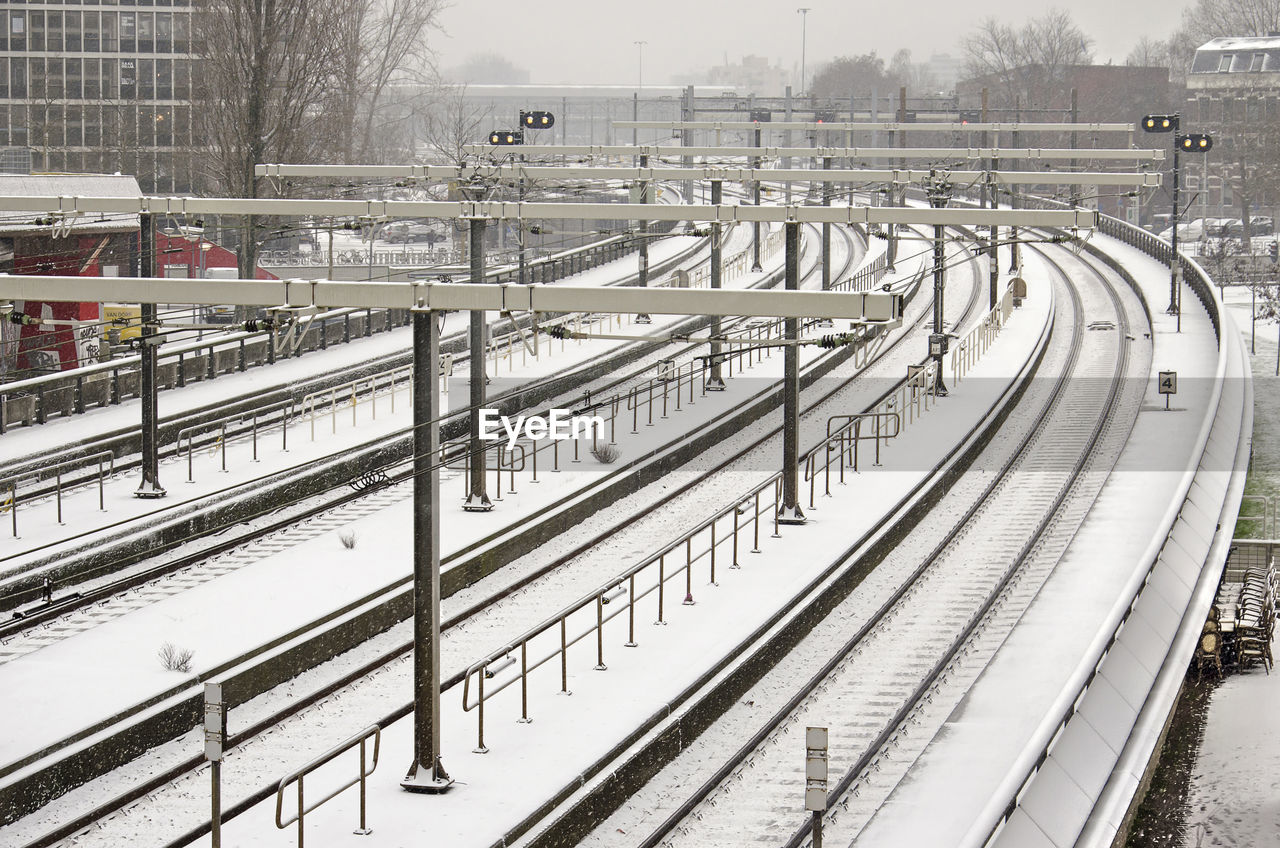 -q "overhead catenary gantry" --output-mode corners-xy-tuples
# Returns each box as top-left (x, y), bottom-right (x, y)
(254, 163), (1163, 189)
(611, 120), (1137, 134)
(459, 144), (1166, 163)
